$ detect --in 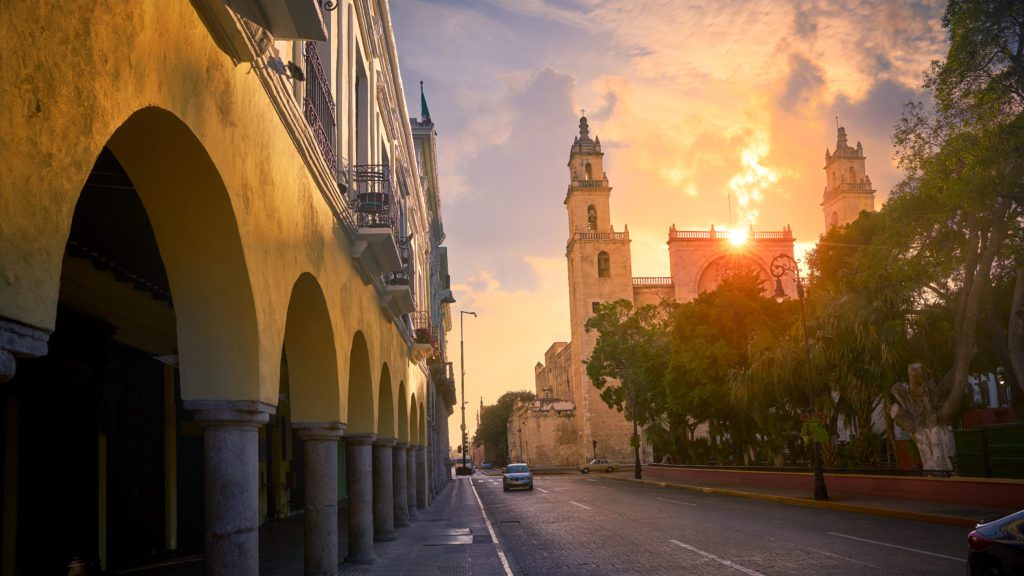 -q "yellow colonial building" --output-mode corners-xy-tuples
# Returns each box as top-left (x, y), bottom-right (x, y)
(0, 1), (455, 574)
(514, 117), (876, 468)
